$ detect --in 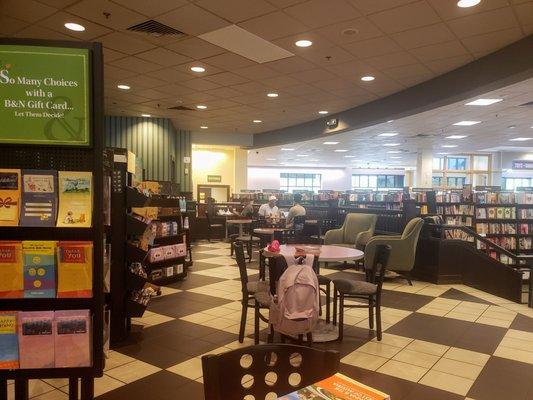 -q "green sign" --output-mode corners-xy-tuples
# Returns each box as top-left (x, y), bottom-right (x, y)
(0, 45), (90, 146)
(207, 175), (222, 183)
